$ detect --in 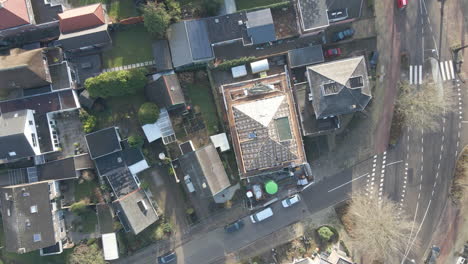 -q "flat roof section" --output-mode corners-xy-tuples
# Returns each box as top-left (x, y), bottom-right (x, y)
(297, 0), (329, 31)
(288, 45), (324, 68)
